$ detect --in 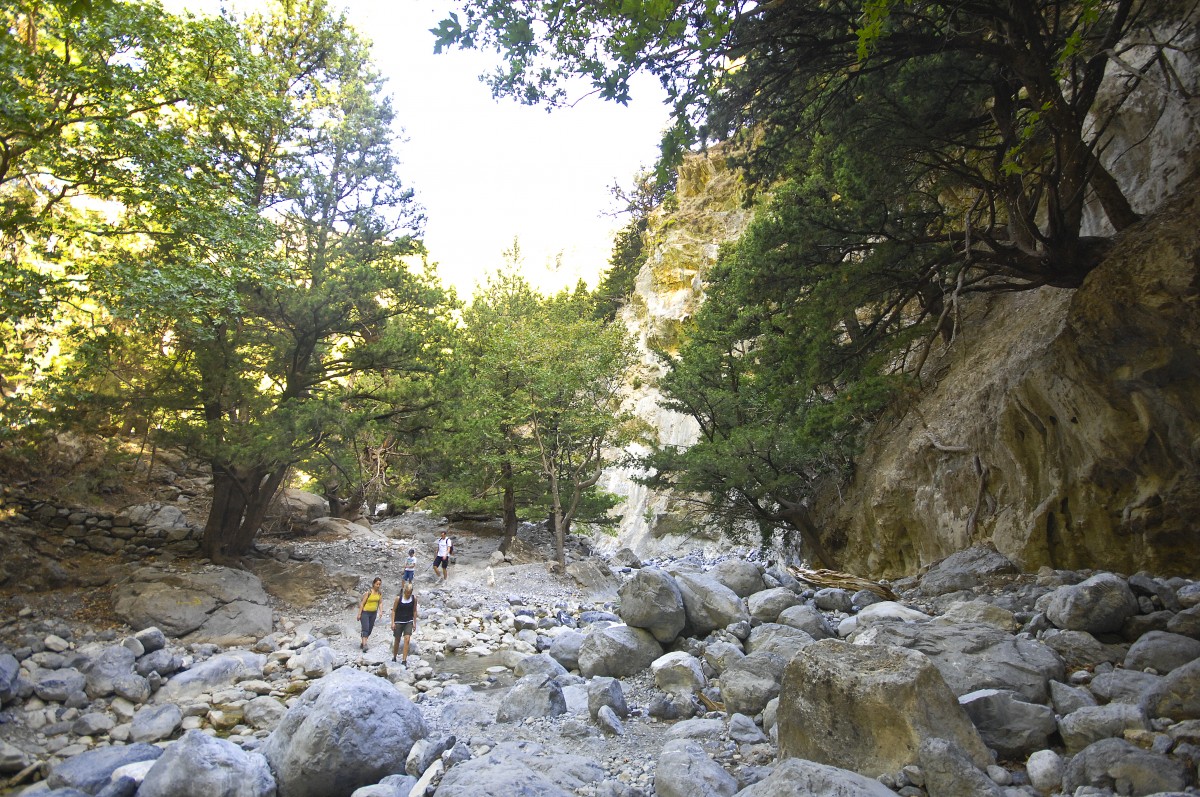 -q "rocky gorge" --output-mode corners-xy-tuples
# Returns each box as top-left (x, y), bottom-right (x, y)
(2, 475), (1200, 797)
